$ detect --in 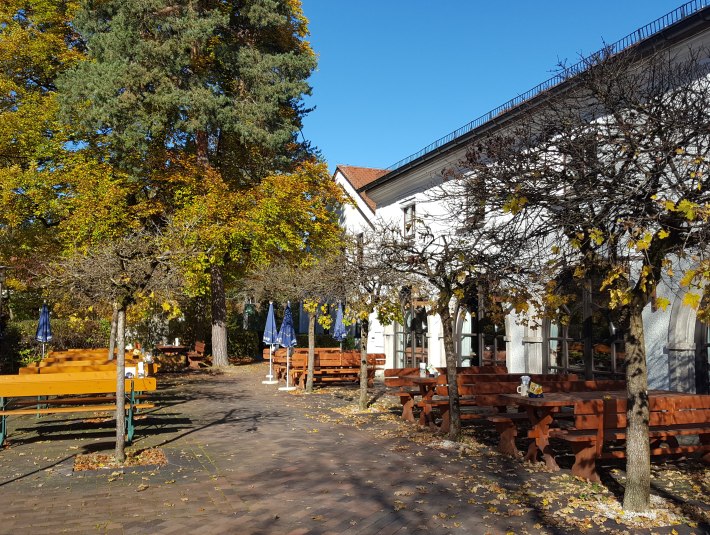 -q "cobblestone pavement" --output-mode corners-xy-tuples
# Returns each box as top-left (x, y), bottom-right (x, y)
(0, 363), (707, 535)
